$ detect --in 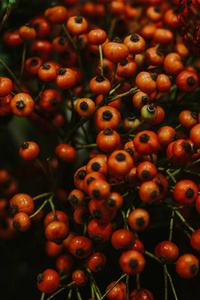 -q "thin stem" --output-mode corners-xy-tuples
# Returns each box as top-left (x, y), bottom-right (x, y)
(108, 18), (116, 40)
(163, 264), (168, 300)
(99, 45), (104, 77)
(164, 264), (178, 300)
(136, 273), (140, 291)
(34, 82), (46, 103)
(108, 87), (140, 103)
(19, 42), (27, 81)
(126, 275), (129, 300)
(111, 63), (117, 87)
(48, 195), (56, 220)
(86, 268), (102, 298)
(169, 210), (175, 242)
(0, 59), (24, 92)
(46, 287), (66, 300)
(29, 199), (48, 219)
(91, 283), (95, 299)
(0, 1), (20, 33)
(61, 23), (77, 51)
(64, 117), (89, 143)
(100, 273), (126, 299)
(166, 169), (177, 184)
(144, 250), (160, 263)
(40, 292), (45, 300)
(175, 210), (195, 233)
(75, 286), (83, 300)
(67, 289), (73, 300)
(33, 192), (52, 201)
(76, 143), (97, 151)
(109, 80), (124, 96)
(35, 159), (49, 179)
